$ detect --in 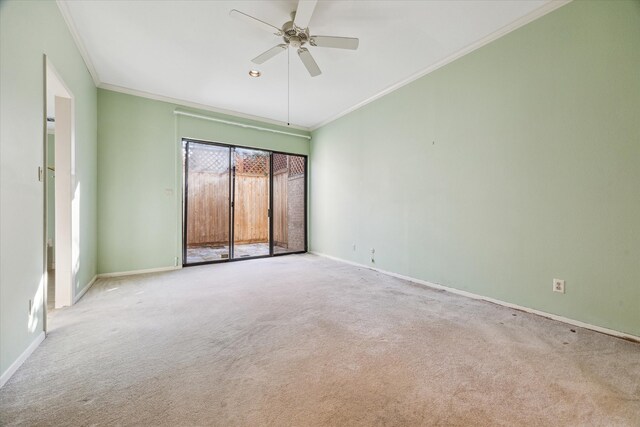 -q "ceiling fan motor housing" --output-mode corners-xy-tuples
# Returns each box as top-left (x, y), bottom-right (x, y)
(230, 2), (359, 77)
(282, 20), (309, 48)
